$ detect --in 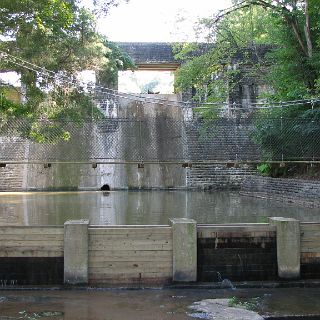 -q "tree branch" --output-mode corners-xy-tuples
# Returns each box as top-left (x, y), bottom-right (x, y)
(213, 0), (310, 57)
